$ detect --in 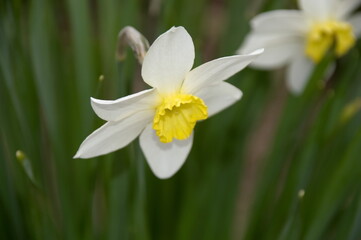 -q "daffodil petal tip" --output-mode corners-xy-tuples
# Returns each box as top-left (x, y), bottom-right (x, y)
(251, 48), (264, 55)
